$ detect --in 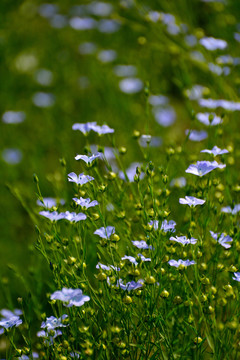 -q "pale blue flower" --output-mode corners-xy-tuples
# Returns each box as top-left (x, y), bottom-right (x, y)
(68, 172), (94, 185)
(137, 254), (151, 262)
(119, 78), (143, 94)
(196, 112), (222, 126)
(149, 220), (159, 230)
(63, 211), (87, 223)
(186, 129), (208, 141)
(121, 255), (138, 266)
(116, 279), (143, 291)
(185, 85), (207, 100)
(199, 37), (227, 51)
(185, 160), (226, 176)
(90, 123), (114, 134)
(37, 198), (65, 208)
(198, 98), (240, 111)
(39, 211), (65, 221)
(138, 135), (162, 148)
(75, 153), (102, 164)
(69, 17), (96, 30)
(210, 231), (233, 249)
(72, 122), (97, 135)
(37, 329), (62, 345)
(179, 196), (205, 207)
(2, 148), (22, 164)
(94, 226), (115, 239)
(0, 313), (22, 331)
(73, 197), (98, 209)
(168, 259), (196, 267)
(32, 92), (55, 107)
(97, 50), (117, 63)
(2, 111), (25, 124)
(149, 220), (176, 232)
(131, 240), (153, 250)
(50, 288), (90, 307)
(41, 315), (68, 330)
(221, 204), (240, 215)
(170, 236), (197, 245)
(201, 146), (229, 156)
(96, 263), (120, 271)
(161, 220), (176, 232)
(233, 272), (240, 282)
(153, 107), (176, 127)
